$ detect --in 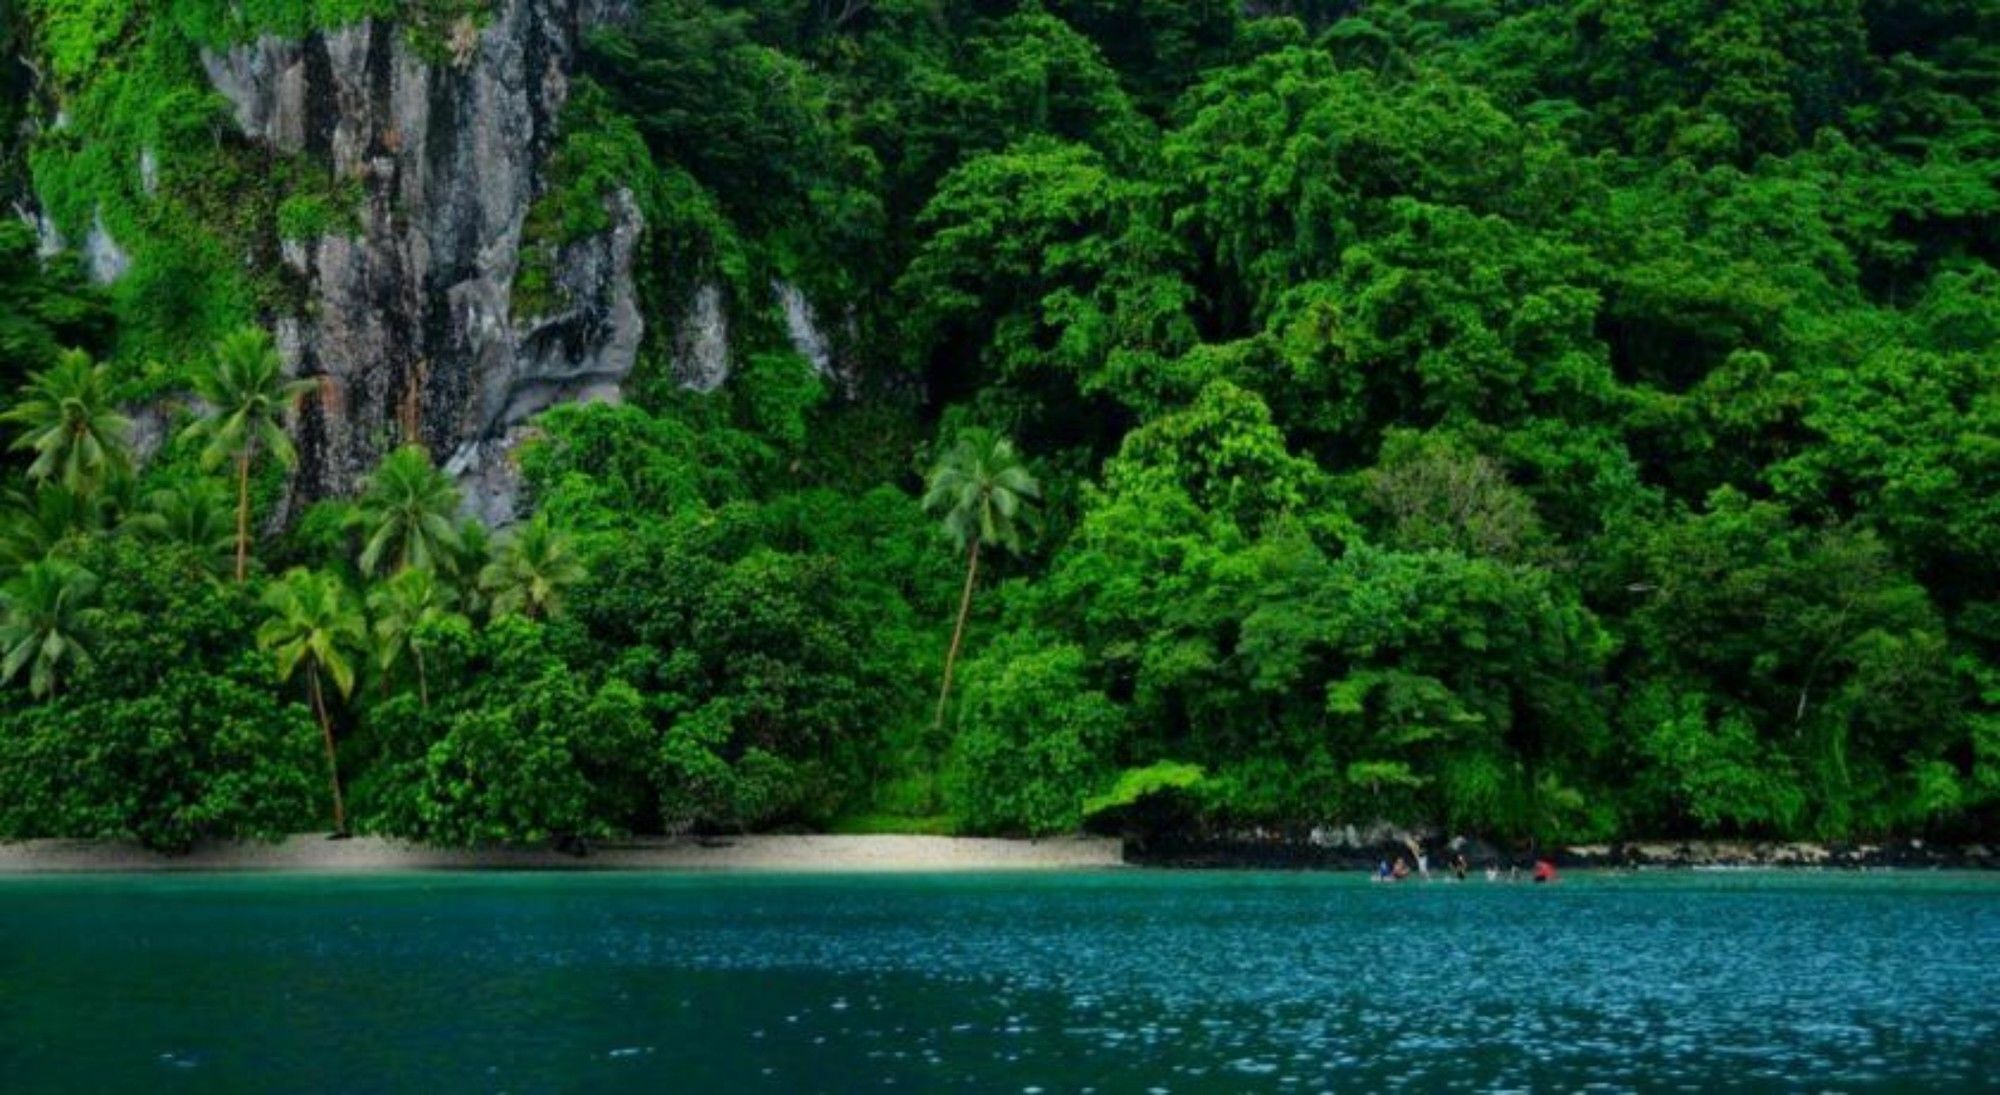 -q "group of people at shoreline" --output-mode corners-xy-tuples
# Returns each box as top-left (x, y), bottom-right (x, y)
(1373, 851), (1559, 884)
